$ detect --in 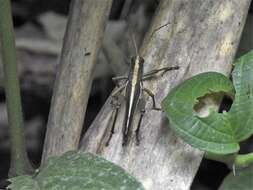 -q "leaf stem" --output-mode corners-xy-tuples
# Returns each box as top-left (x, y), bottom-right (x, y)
(0, 0), (33, 176)
(205, 152), (253, 169)
(204, 152), (236, 167)
(234, 152), (253, 169)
